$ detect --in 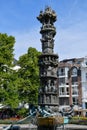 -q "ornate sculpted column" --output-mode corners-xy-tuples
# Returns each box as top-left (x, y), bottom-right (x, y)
(37, 7), (59, 112)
